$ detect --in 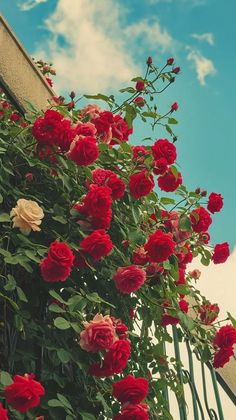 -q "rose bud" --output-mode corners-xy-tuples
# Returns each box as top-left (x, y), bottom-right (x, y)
(25, 172), (34, 182)
(136, 80), (145, 92)
(70, 91), (76, 99)
(147, 56), (152, 65)
(167, 57), (174, 65)
(195, 187), (201, 194)
(201, 190), (207, 197)
(172, 67), (180, 74)
(171, 102), (178, 112)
